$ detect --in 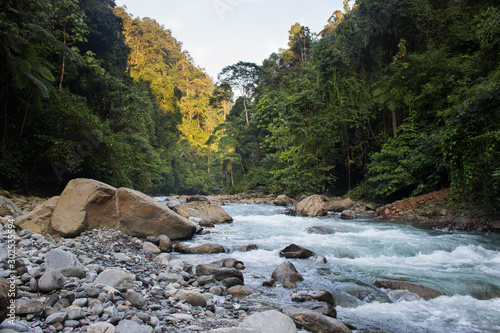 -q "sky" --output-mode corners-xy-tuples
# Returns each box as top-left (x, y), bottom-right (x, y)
(116, 0), (350, 81)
